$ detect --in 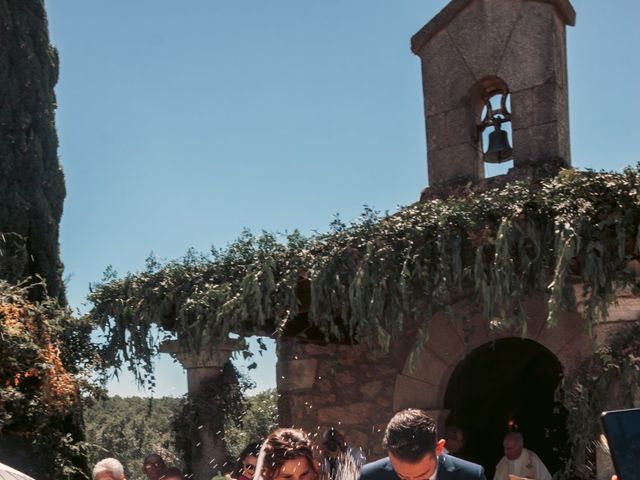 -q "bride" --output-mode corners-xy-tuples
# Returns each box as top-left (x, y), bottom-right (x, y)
(255, 428), (318, 480)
